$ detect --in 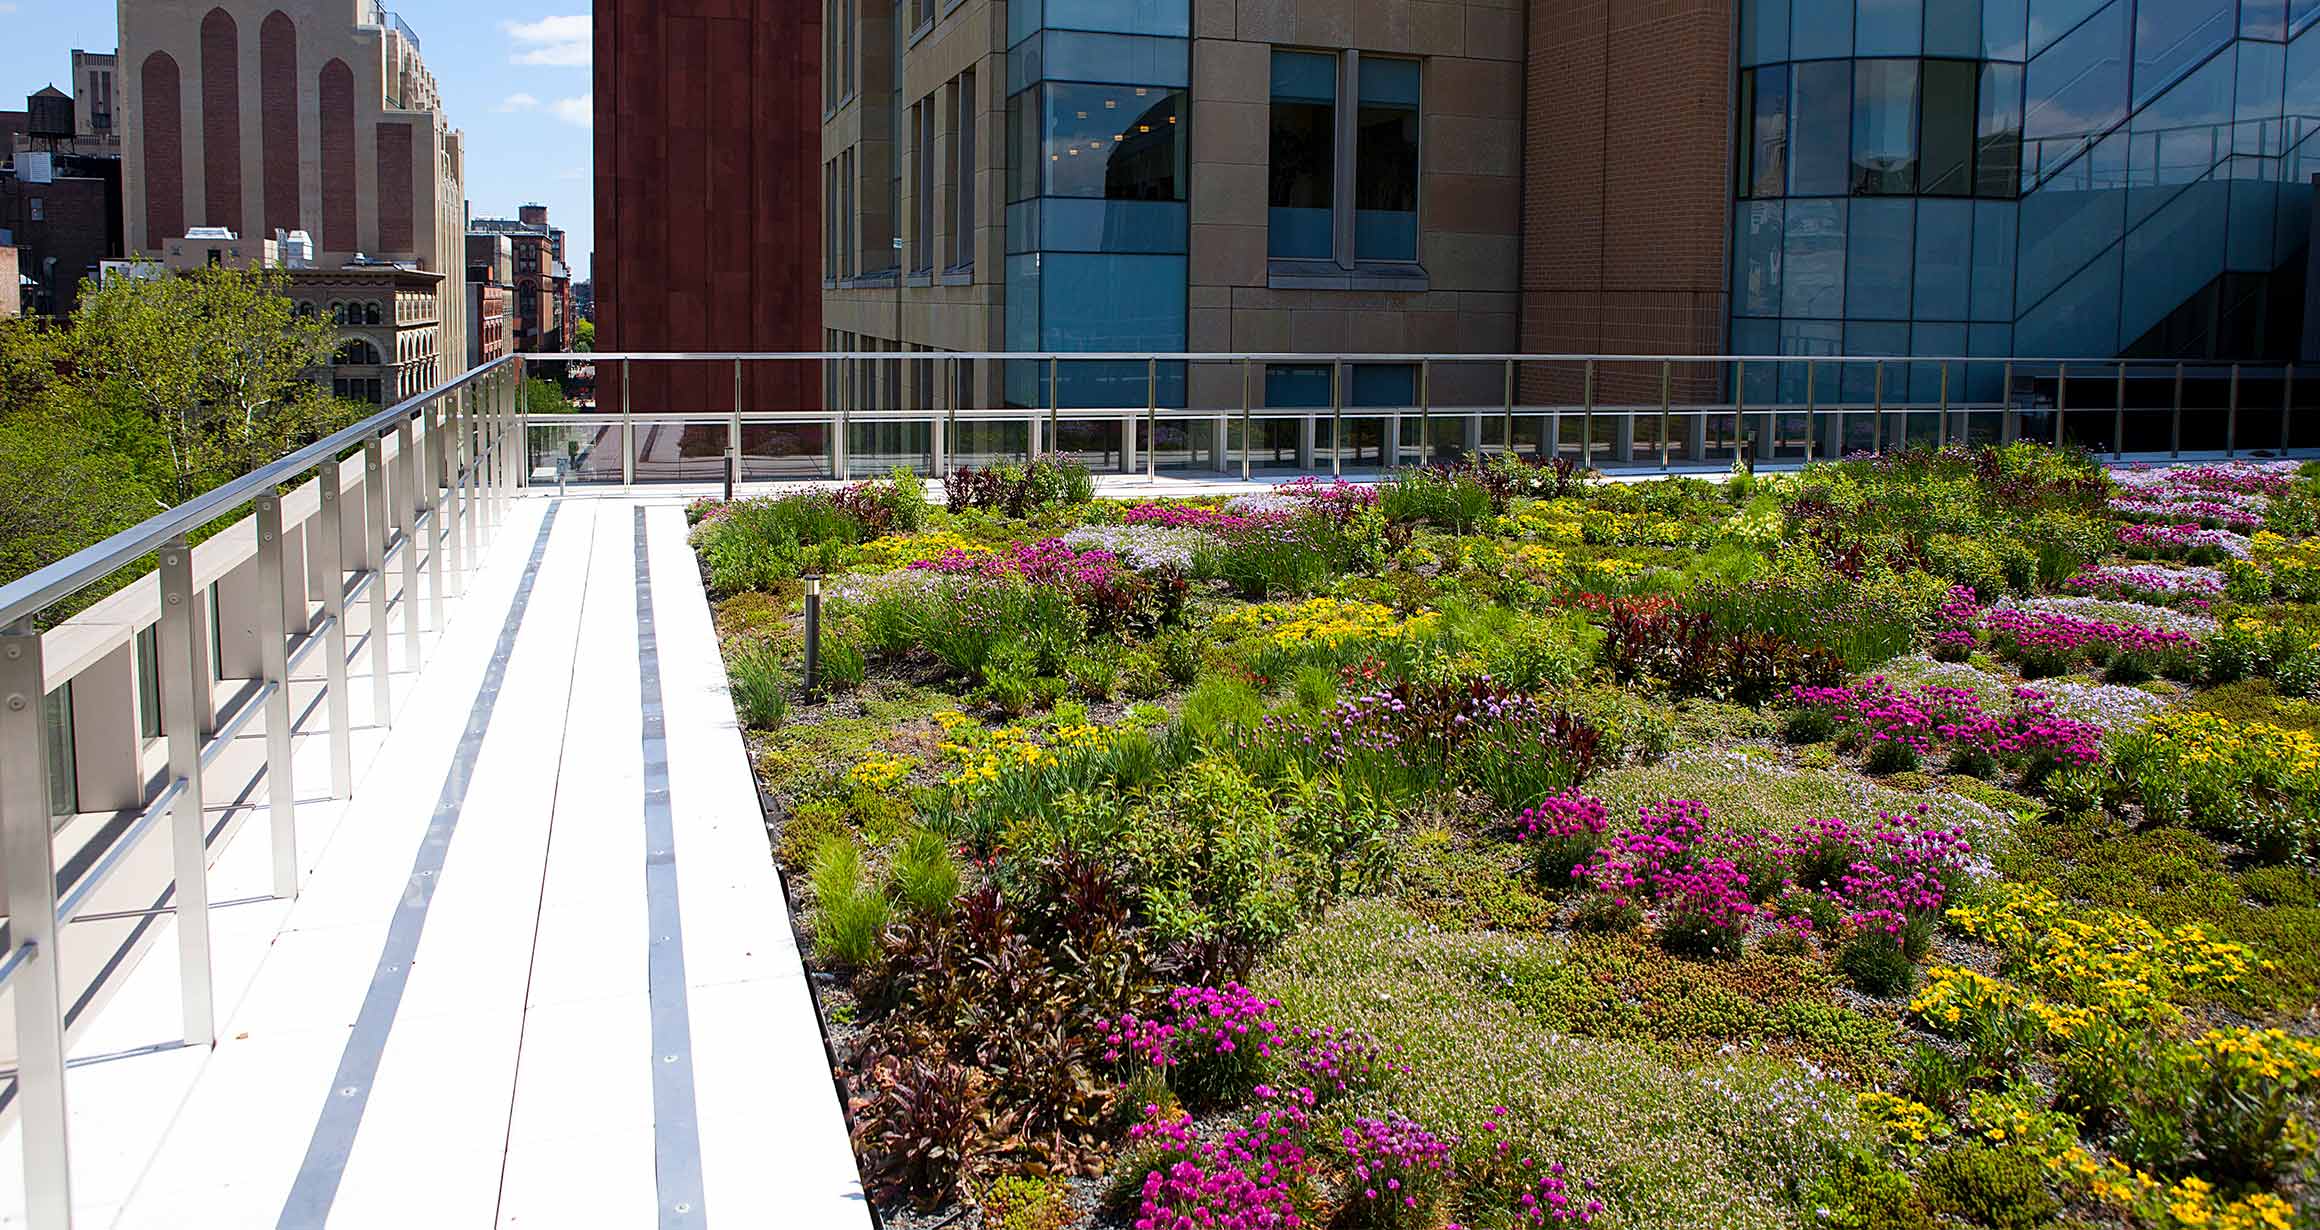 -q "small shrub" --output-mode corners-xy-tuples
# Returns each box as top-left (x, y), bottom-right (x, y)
(1838, 932), (1916, 997)
(729, 642), (789, 727)
(772, 799), (849, 873)
(1902, 1043), (1969, 1113)
(977, 1174), (1072, 1230)
(890, 829), (962, 919)
(850, 1051), (991, 1210)
(1922, 1145), (2057, 1230)
(1802, 1155), (1934, 1230)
